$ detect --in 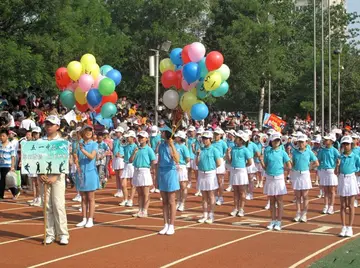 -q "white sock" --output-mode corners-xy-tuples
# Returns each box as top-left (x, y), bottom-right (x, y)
(87, 218), (93, 224)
